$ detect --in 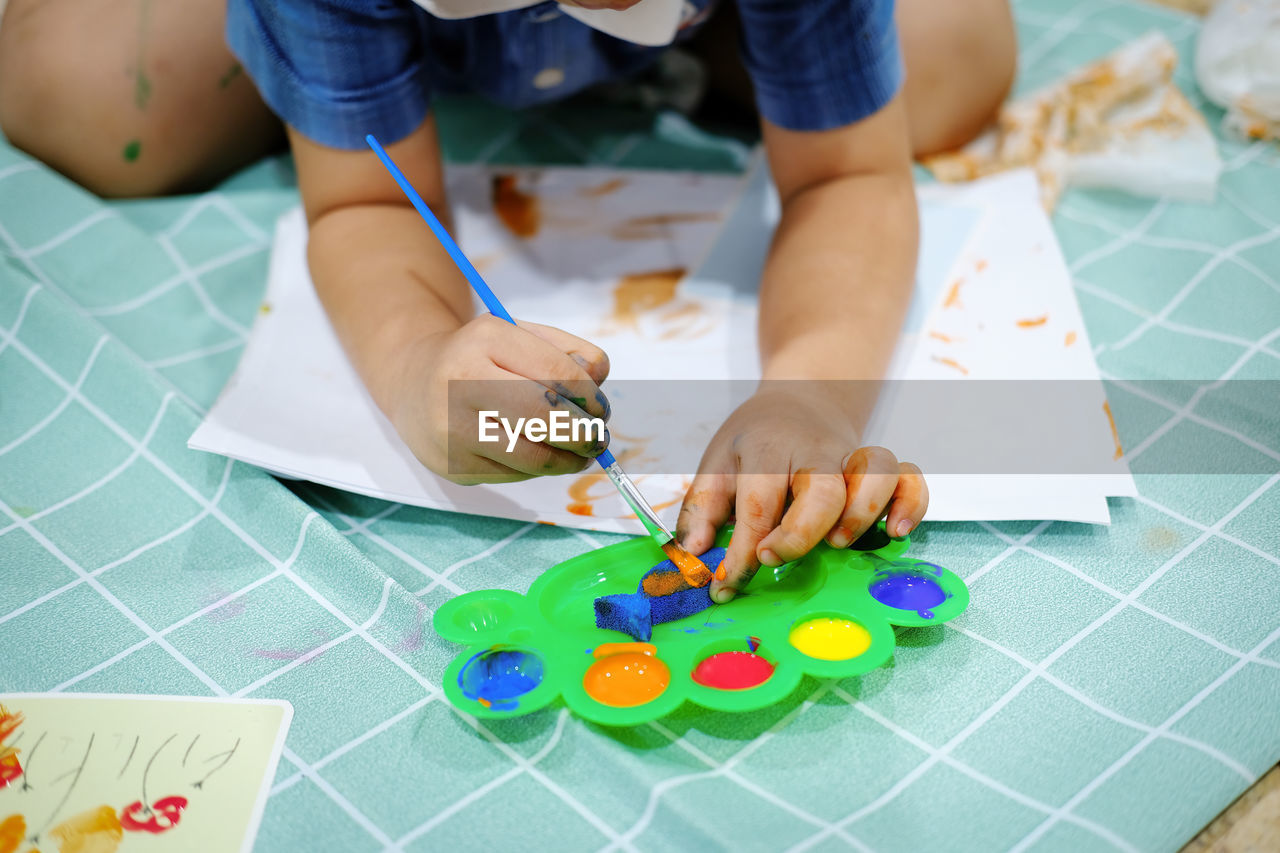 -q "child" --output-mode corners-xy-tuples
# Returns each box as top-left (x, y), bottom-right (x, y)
(0, 0), (1015, 602)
